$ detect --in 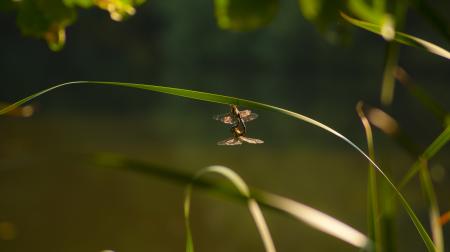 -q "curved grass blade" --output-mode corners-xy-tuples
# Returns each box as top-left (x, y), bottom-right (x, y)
(96, 154), (370, 249)
(341, 12), (450, 60)
(364, 105), (444, 251)
(184, 166), (276, 252)
(399, 125), (450, 188)
(418, 160), (444, 252)
(356, 102), (381, 252)
(0, 102), (35, 118)
(395, 125), (450, 252)
(0, 81), (436, 250)
(380, 2), (407, 106)
(254, 191), (370, 249)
